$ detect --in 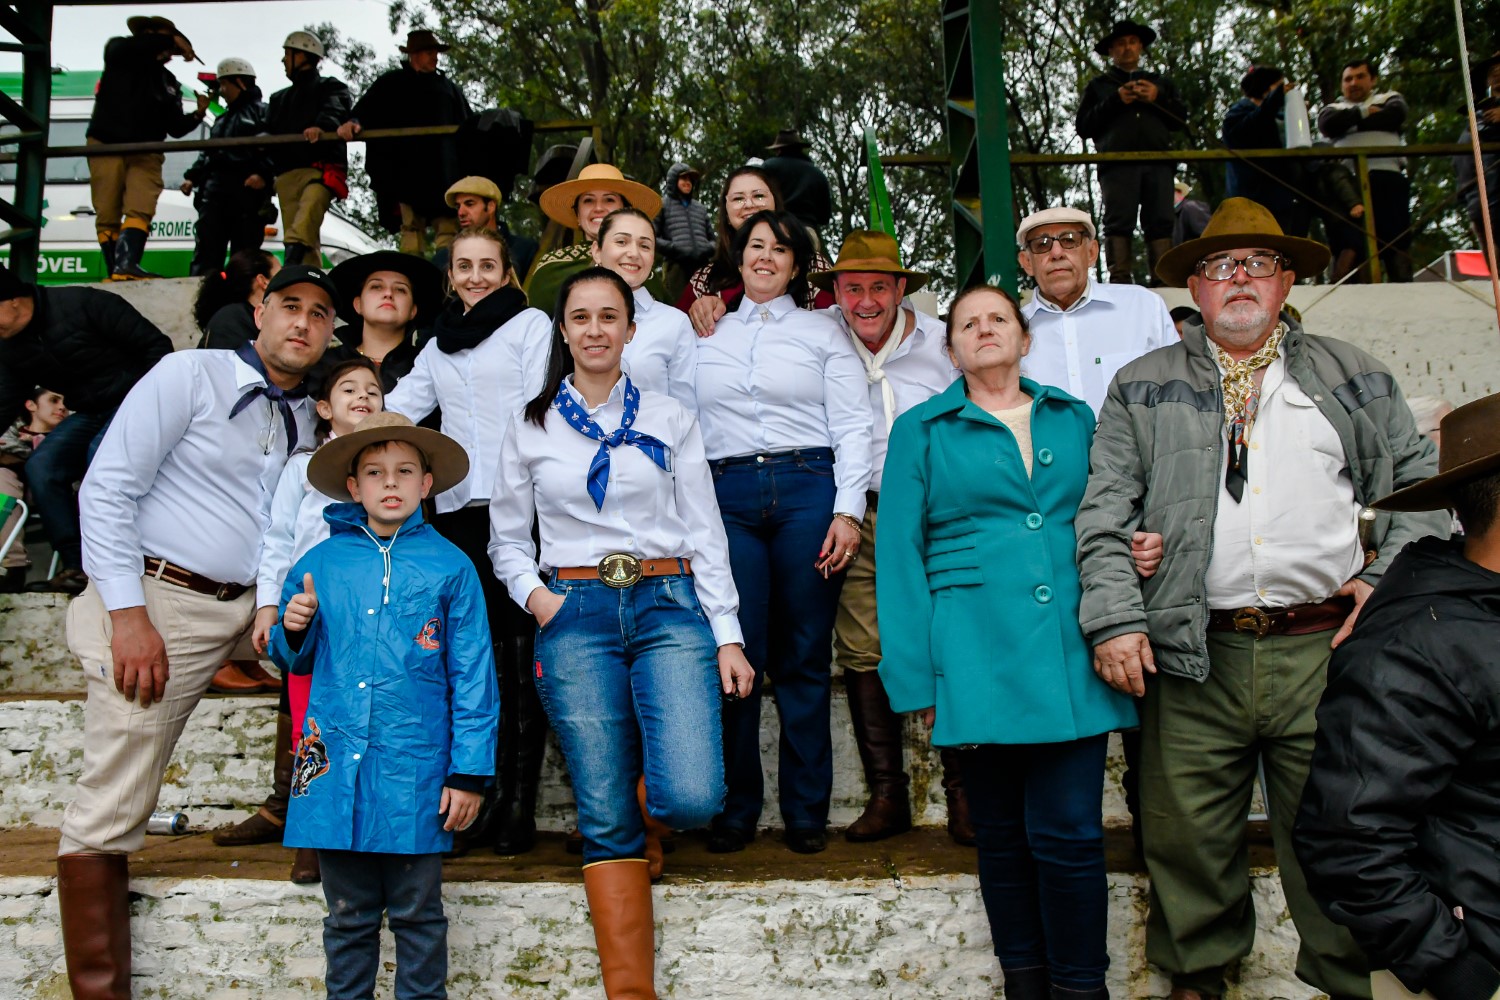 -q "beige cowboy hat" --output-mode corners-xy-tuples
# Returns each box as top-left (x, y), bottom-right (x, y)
(538, 164), (661, 228)
(445, 175), (503, 208)
(308, 412), (469, 499)
(808, 230), (928, 293)
(1155, 196), (1330, 287)
(1374, 393), (1500, 511)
